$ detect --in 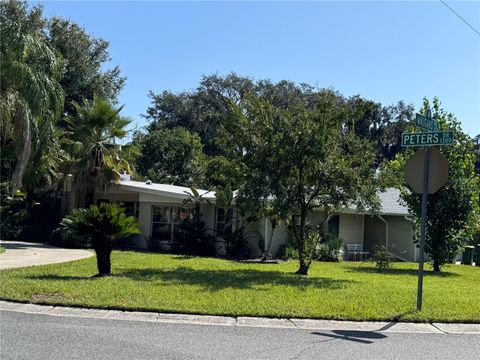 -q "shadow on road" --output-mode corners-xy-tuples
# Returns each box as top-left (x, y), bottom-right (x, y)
(311, 330), (387, 344)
